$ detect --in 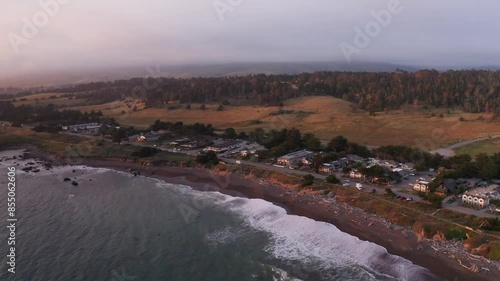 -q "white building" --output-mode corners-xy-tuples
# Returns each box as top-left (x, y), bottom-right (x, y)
(413, 180), (430, 193)
(319, 163), (335, 174)
(62, 123), (101, 132)
(277, 150), (313, 166)
(462, 185), (499, 209)
(204, 140), (240, 153)
(349, 170), (364, 179)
